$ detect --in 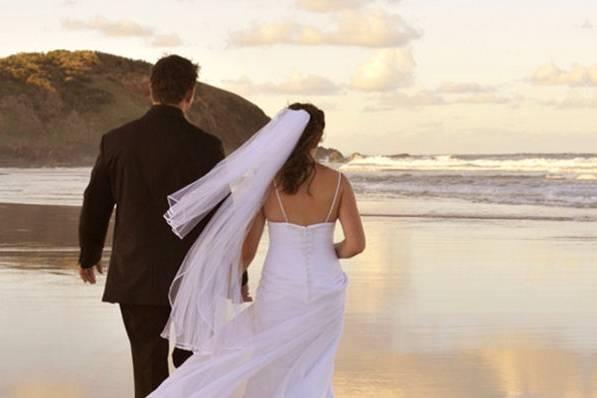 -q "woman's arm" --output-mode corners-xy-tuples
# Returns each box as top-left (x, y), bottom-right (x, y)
(335, 174), (366, 259)
(242, 208), (266, 269)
